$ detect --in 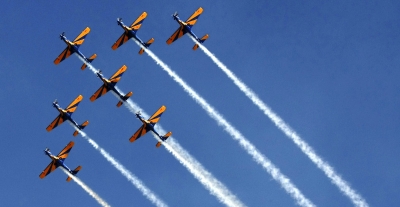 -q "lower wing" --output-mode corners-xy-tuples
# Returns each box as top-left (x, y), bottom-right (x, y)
(166, 27), (187, 45)
(46, 115), (65, 132)
(112, 33), (130, 50)
(129, 125), (149, 142)
(39, 160), (57, 179)
(54, 47), (73, 65)
(90, 85), (110, 102)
